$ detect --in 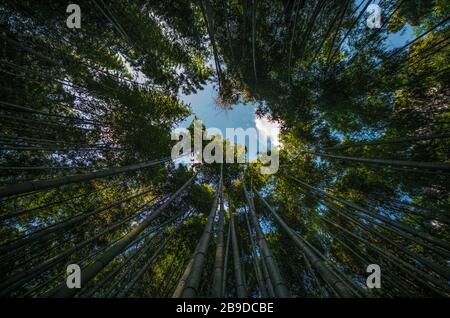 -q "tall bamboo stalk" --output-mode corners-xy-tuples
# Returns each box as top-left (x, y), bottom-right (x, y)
(173, 176), (222, 298)
(222, 214), (232, 297)
(117, 236), (172, 297)
(211, 164), (225, 297)
(48, 173), (197, 297)
(288, 175), (450, 252)
(0, 157), (171, 198)
(308, 152), (450, 172)
(323, 195), (450, 279)
(322, 216), (449, 296)
(244, 212), (268, 298)
(251, 0), (257, 81)
(324, 133), (450, 151)
(230, 209), (247, 297)
(243, 183), (290, 298)
(259, 247), (276, 298)
(0, 199), (154, 296)
(255, 189), (356, 297)
(0, 190), (94, 222)
(104, 235), (160, 298)
(0, 190), (155, 254)
(292, 179), (450, 284)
